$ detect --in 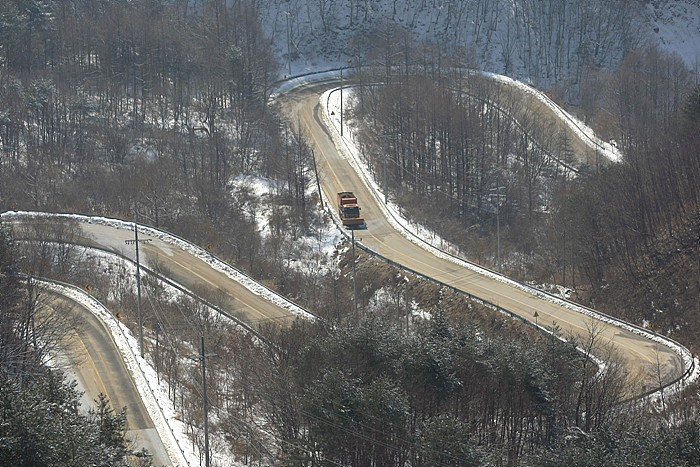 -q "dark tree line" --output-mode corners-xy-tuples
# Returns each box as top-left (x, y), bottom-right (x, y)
(532, 420), (700, 467)
(244, 313), (631, 467)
